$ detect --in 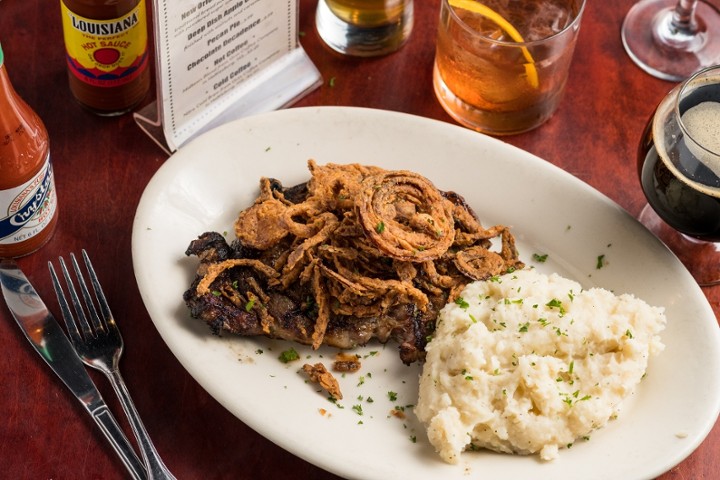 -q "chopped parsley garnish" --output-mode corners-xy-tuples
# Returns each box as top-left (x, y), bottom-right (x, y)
(376, 221), (385, 233)
(352, 404), (363, 415)
(532, 253), (549, 263)
(518, 322), (529, 333)
(546, 298), (566, 315)
(387, 391), (398, 402)
(278, 348), (299, 363)
(244, 298), (256, 312)
(596, 254), (606, 269)
(560, 389), (592, 407)
(553, 326), (568, 336)
(454, 297), (470, 309)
